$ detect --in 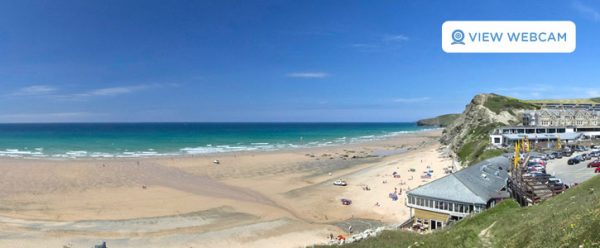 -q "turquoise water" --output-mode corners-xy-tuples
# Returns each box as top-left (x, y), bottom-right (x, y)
(0, 123), (432, 158)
